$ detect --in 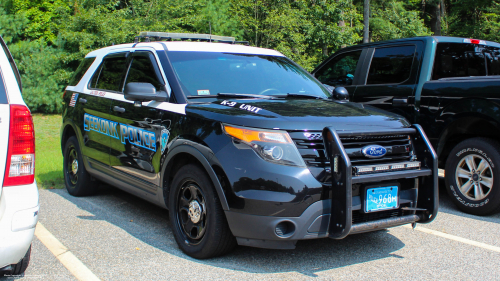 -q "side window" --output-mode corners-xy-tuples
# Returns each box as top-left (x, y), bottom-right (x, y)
(432, 43), (490, 79)
(124, 53), (163, 91)
(90, 55), (128, 92)
(315, 51), (362, 86)
(486, 47), (500, 76)
(366, 45), (416, 85)
(68, 57), (96, 86)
